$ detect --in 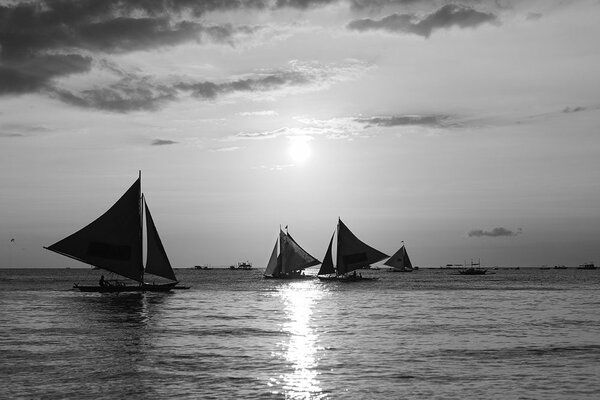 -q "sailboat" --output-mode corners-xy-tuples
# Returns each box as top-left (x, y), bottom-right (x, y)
(458, 259), (487, 275)
(385, 243), (413, 272)
(44, 172), (186, 292)
(263, 227), (320, 279)
(317, 218), (388, 281)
